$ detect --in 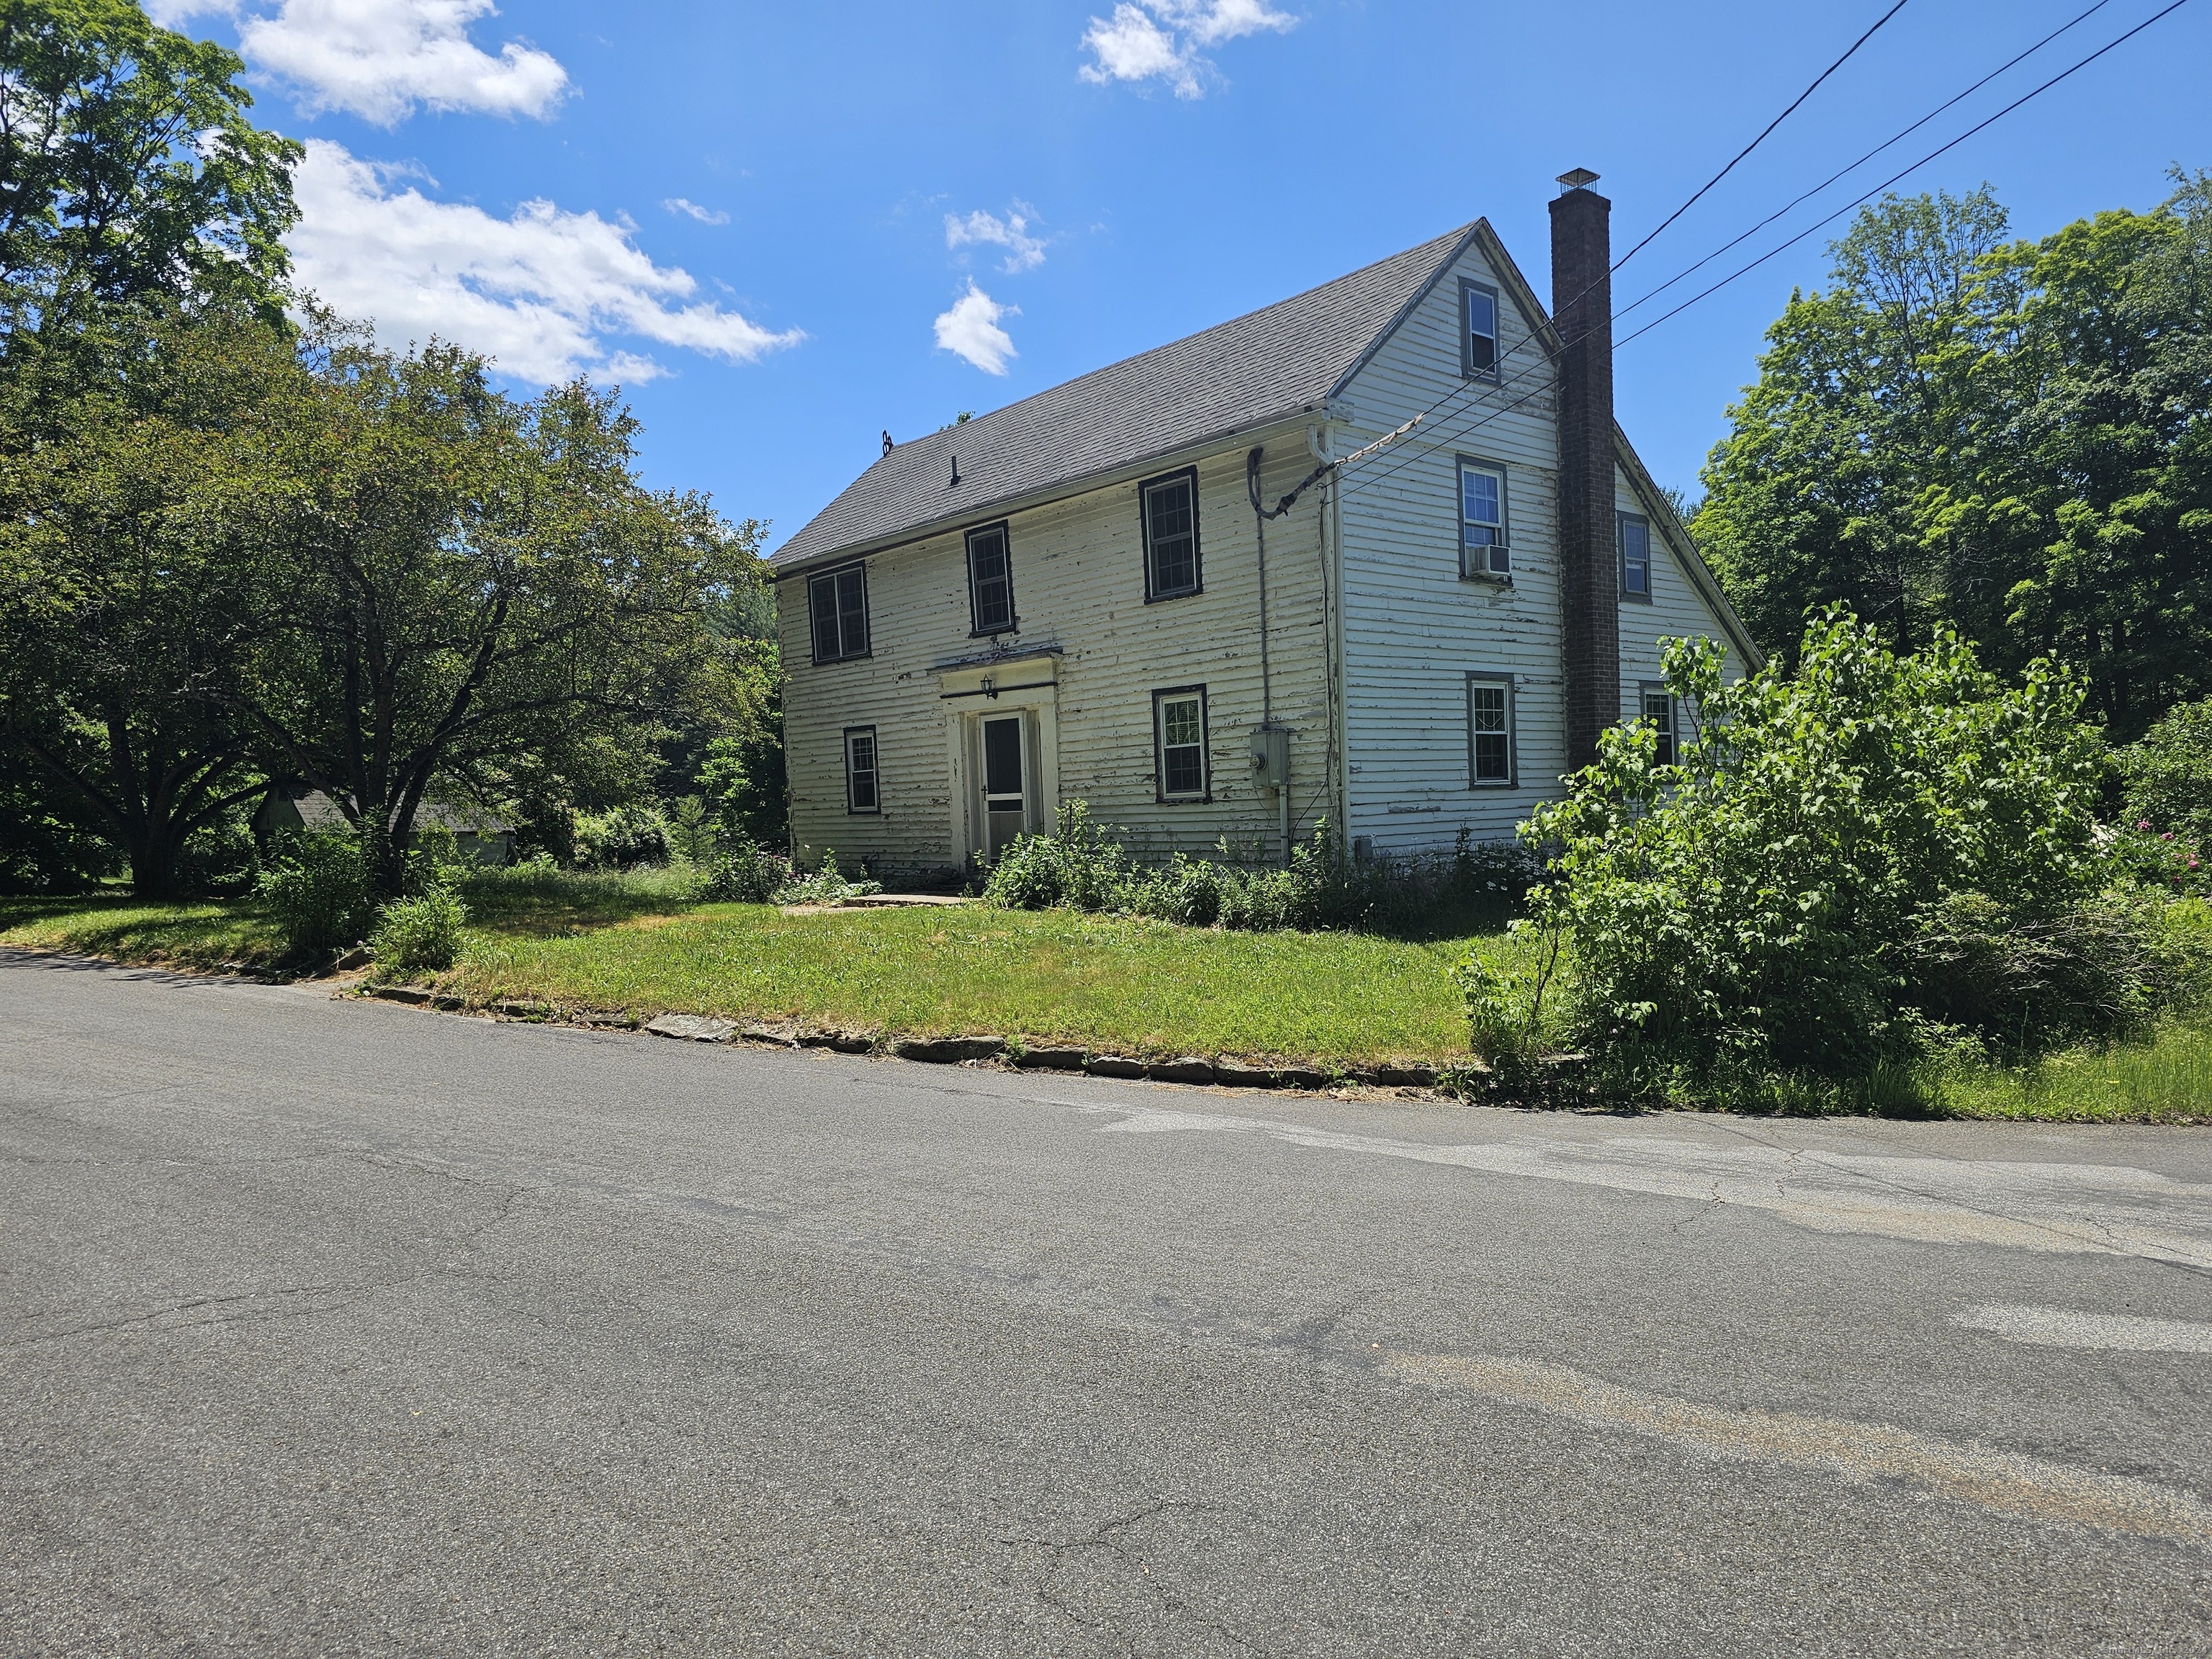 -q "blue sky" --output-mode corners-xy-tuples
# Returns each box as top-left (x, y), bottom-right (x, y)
(152, 1), (2212, 550)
